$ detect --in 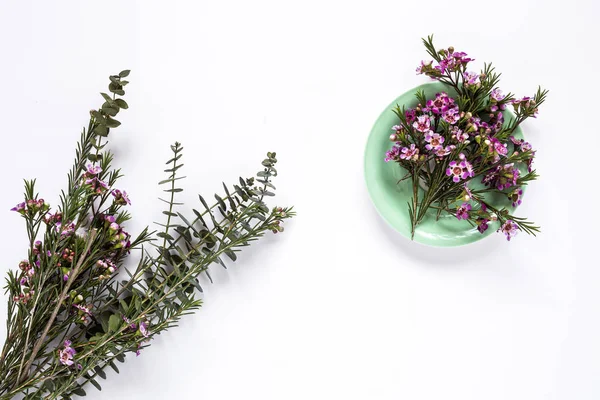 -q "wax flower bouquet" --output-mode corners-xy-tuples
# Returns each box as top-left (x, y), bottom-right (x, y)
(0, 72), (294, 399)
(384, 36), (547, 241)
